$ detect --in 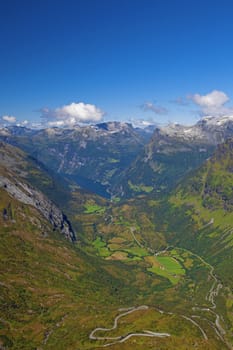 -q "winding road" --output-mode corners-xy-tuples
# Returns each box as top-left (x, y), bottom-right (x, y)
(89, 305), (170, 347)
